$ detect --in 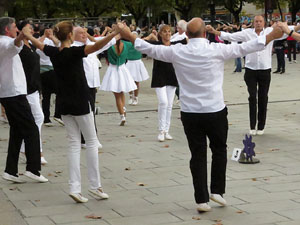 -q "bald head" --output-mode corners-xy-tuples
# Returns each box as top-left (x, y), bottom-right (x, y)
(74, 26), (87, 43)
(186, 17), (206, 39)
(254, 15), (265, 32)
